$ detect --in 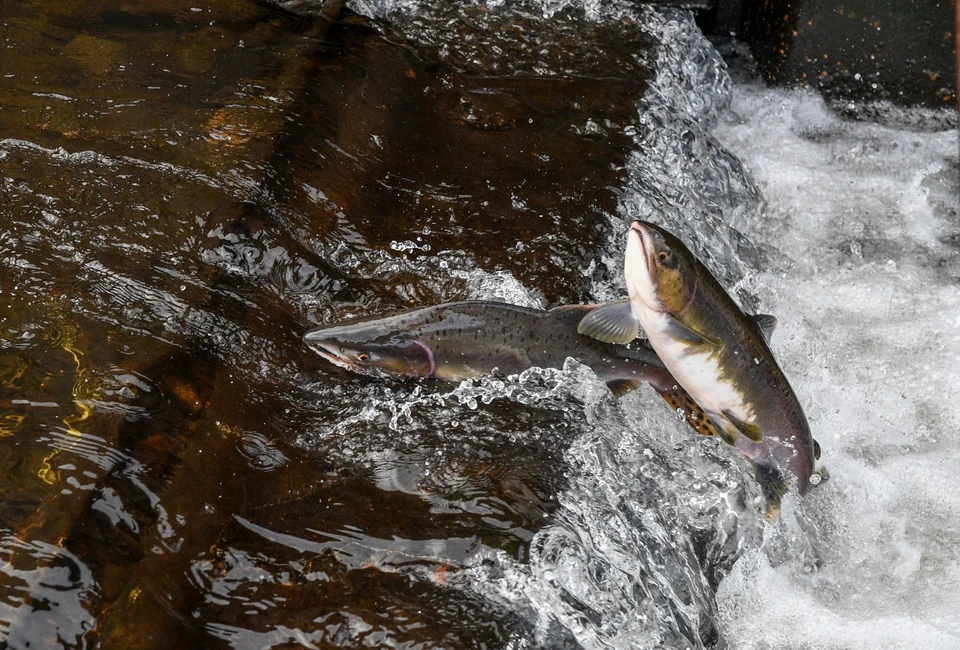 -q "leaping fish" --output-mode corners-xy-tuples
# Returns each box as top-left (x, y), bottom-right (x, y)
(578, 220), (823, 503)
(304, 301), (718, 438)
